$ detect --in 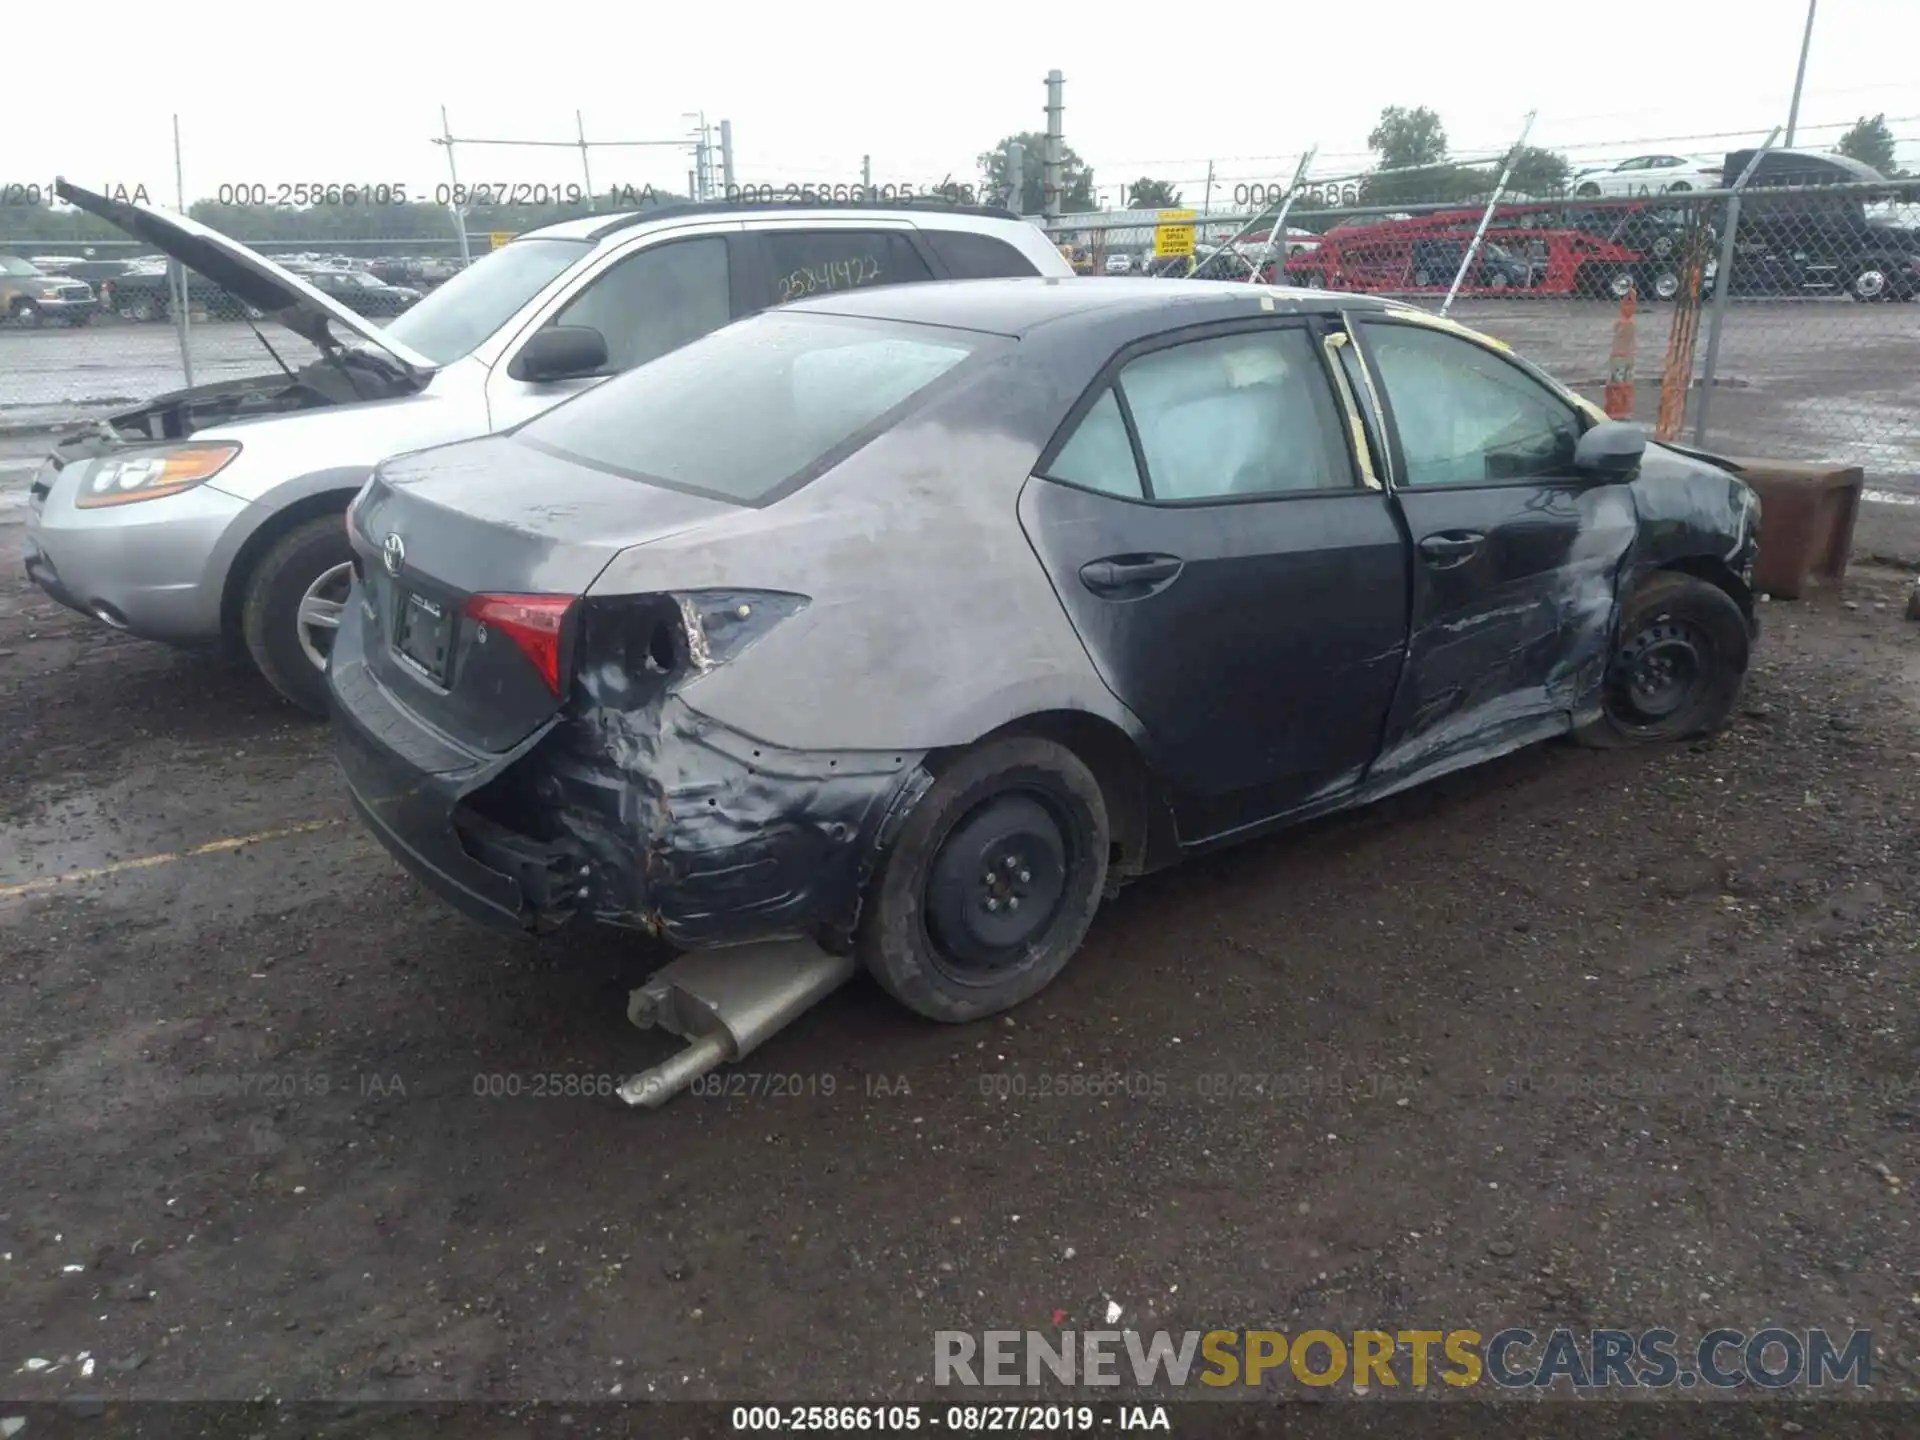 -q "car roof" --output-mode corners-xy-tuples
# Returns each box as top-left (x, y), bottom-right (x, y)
(778, 275), (1398, 337)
